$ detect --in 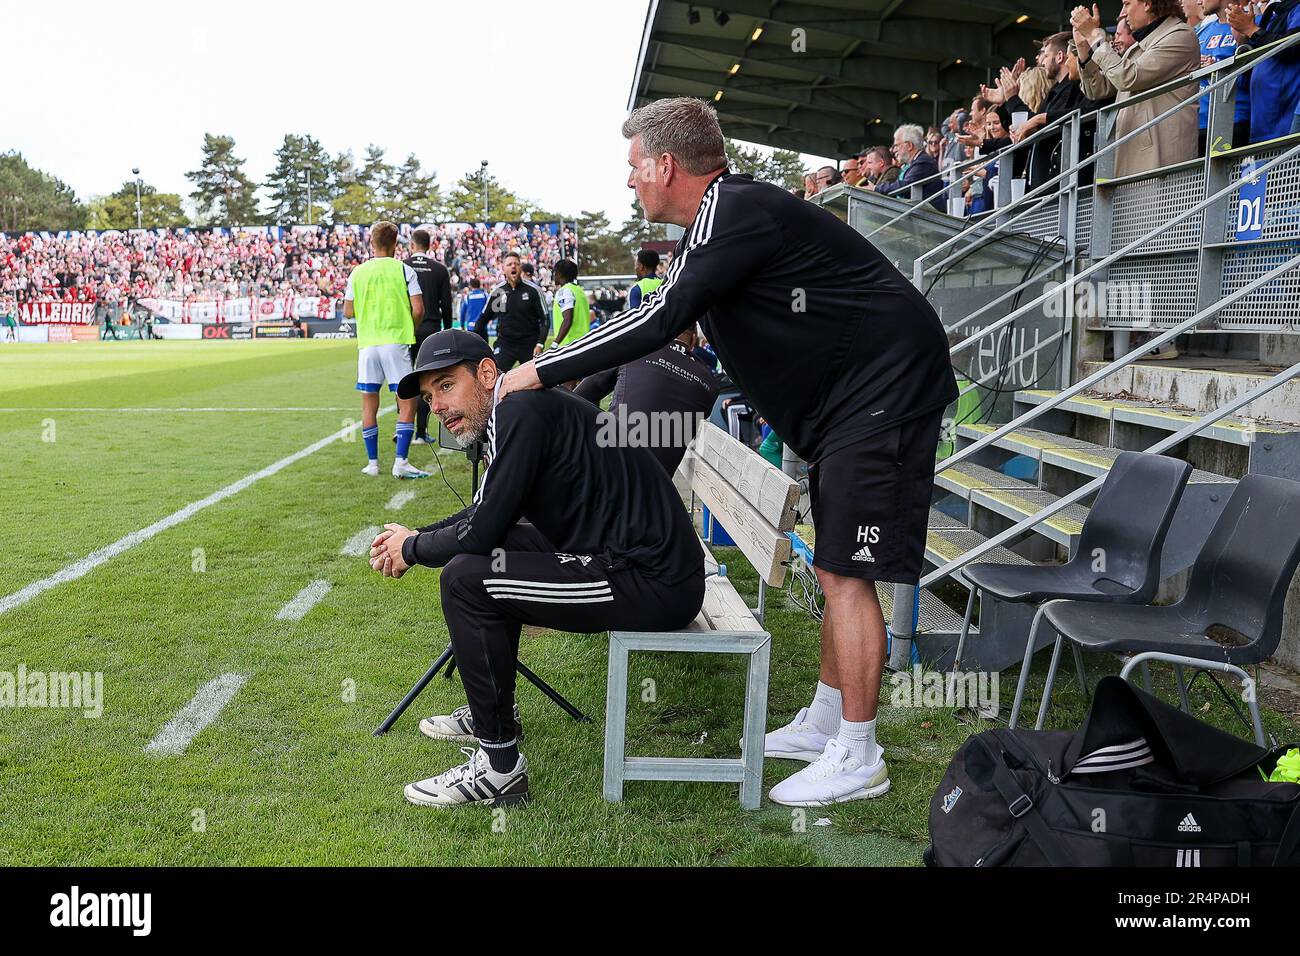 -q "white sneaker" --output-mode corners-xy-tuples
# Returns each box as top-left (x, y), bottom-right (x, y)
(763, 707), (832, 762)
(419, 703), (523, 743)
(360, 461), (380, 477)
(768, 739), (890, 807)
(404, 747), (530, 808)
(392, 459), (431, 479)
